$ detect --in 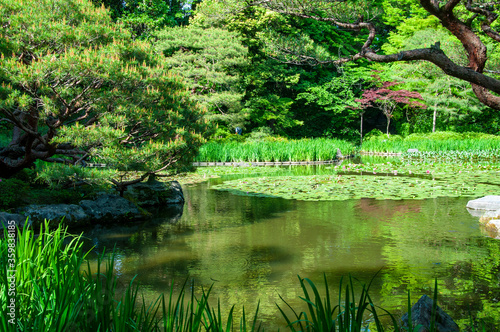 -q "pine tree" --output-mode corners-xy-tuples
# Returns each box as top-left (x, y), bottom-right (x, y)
(0, 0), (209, 188)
